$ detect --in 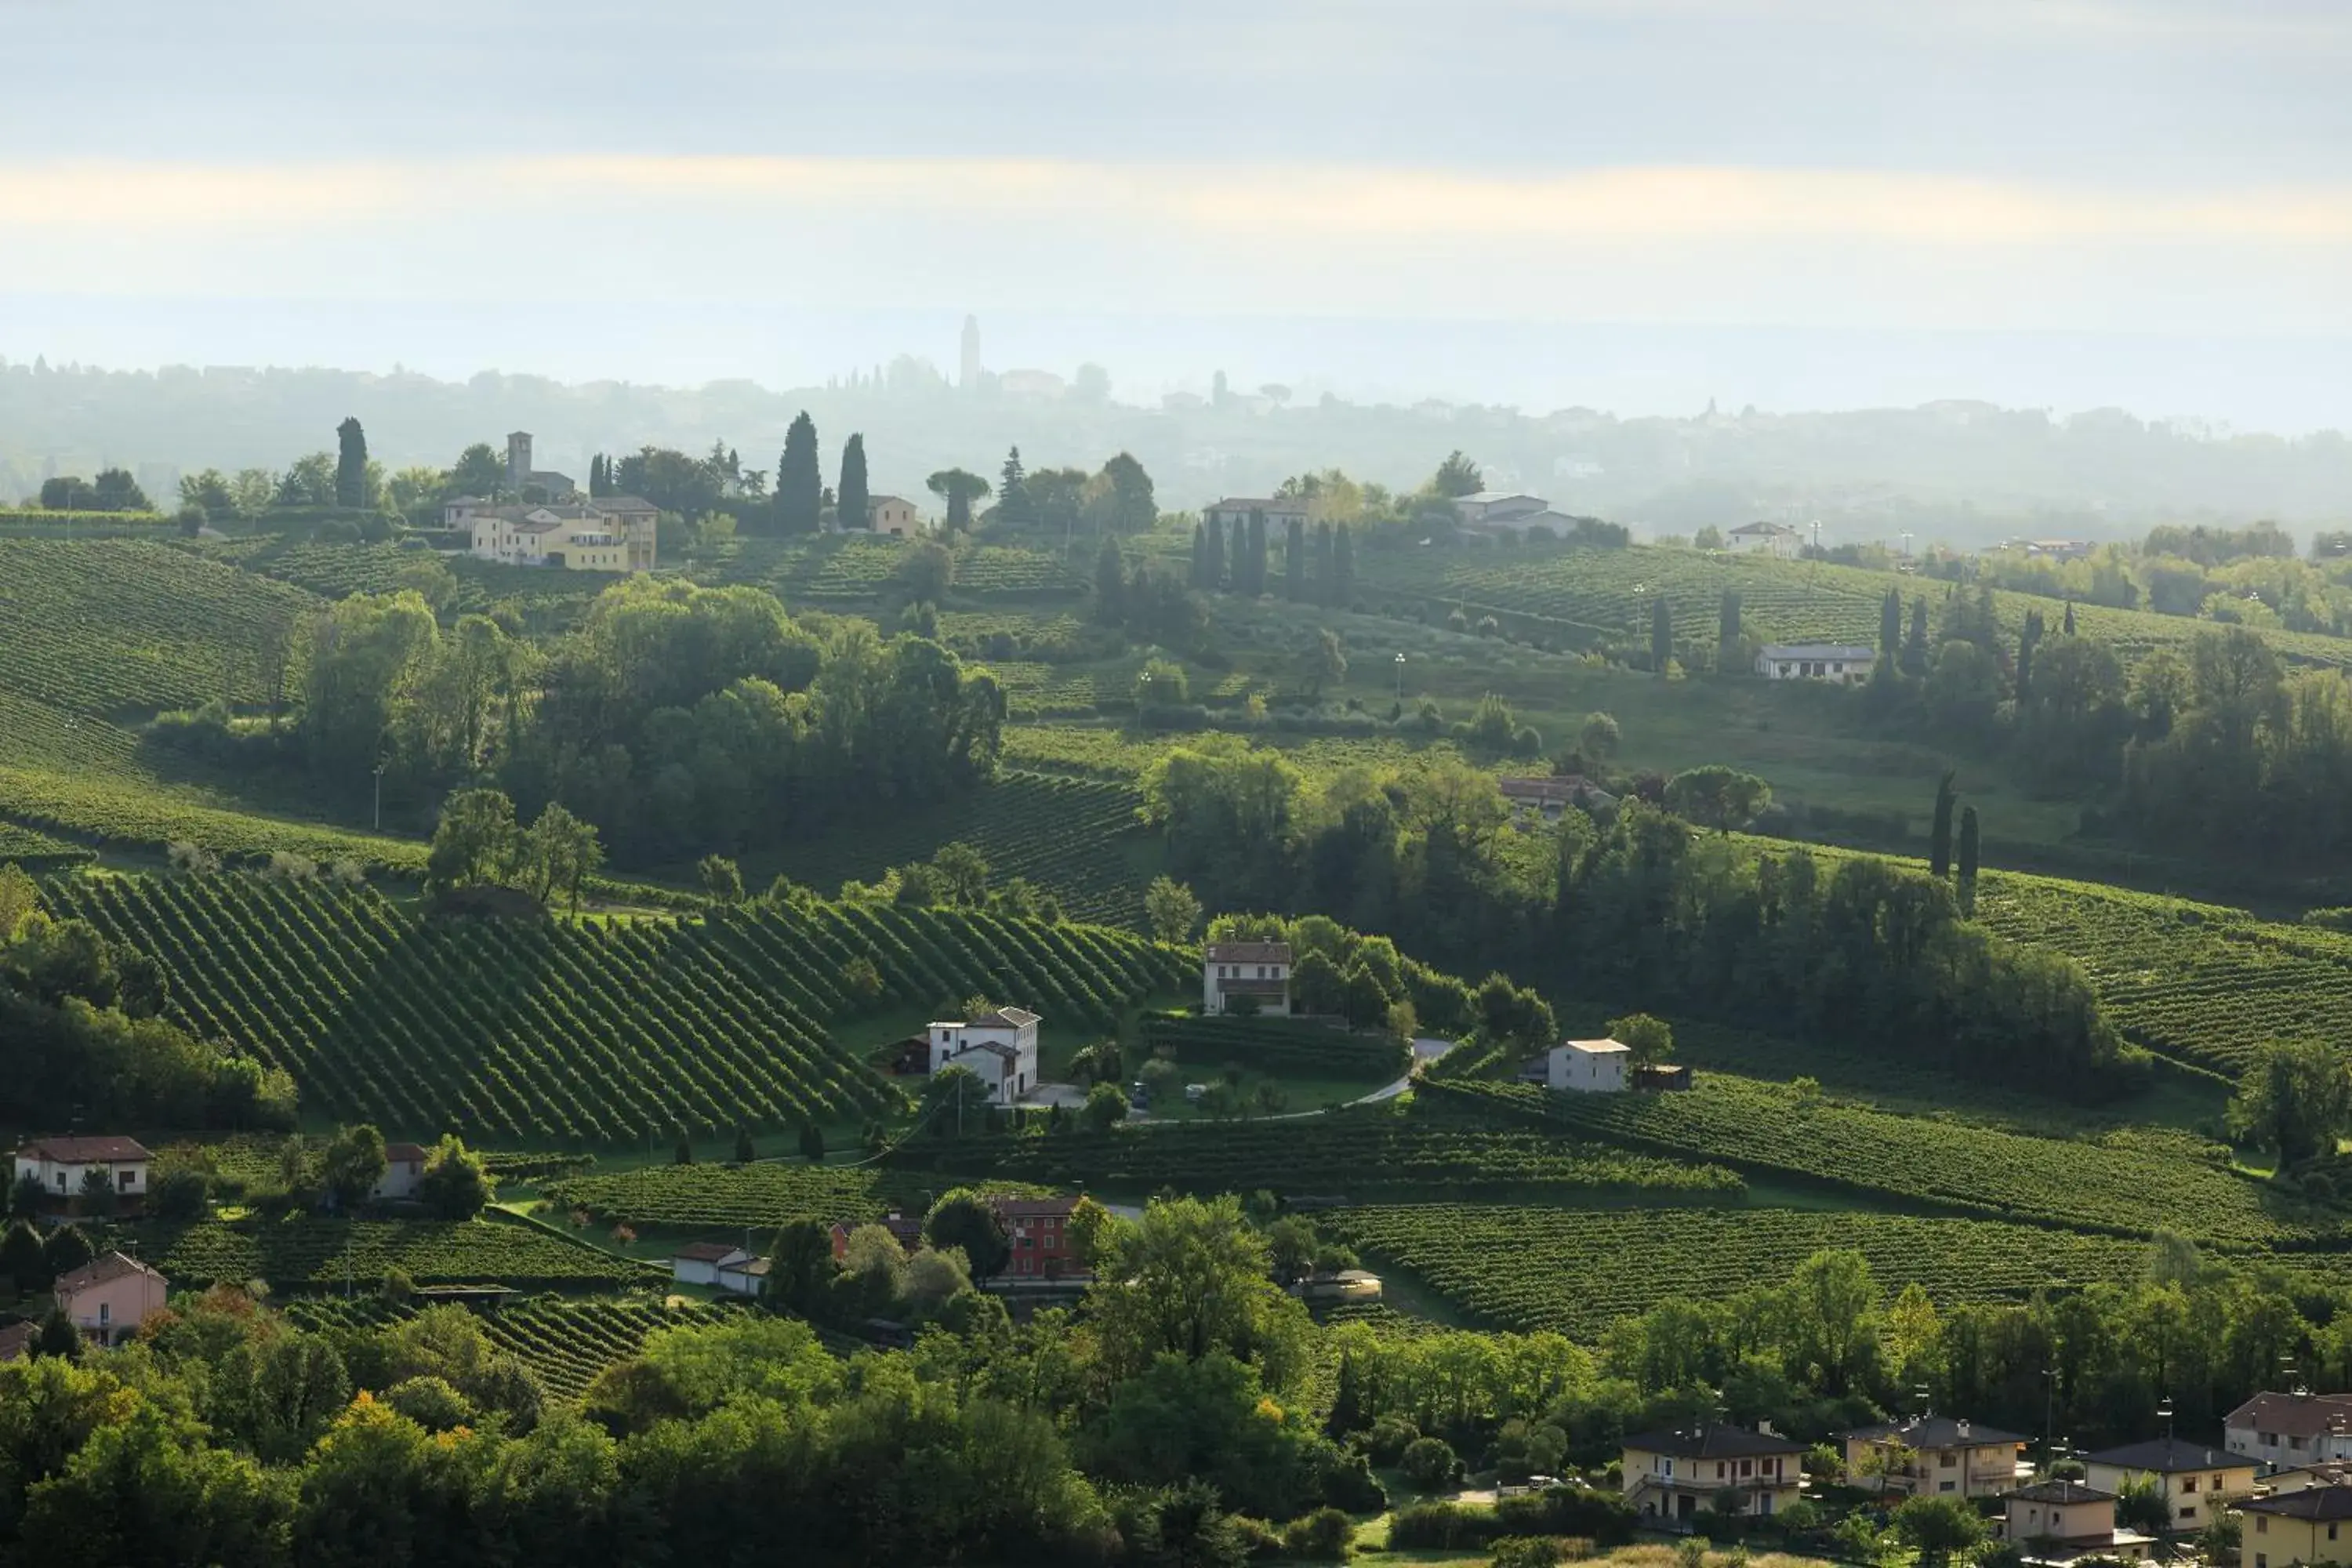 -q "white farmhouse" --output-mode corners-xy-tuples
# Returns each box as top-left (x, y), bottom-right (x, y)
(451, 495), (659, 572)
(867, 495), (924, 538)
(12, 1135), (151, 1210)
(1755, 644), (1877, 684)
(1726, 521), (1802, 557)
(927, 1007), (1043, 1105)
(1546, 1038), (1631, 1093)
(1204, 942), (1292, 1015)
(670, 1241), (750, 1287)
(1202, 496), (1312, 534)
(372, 1142), (429, 1202)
